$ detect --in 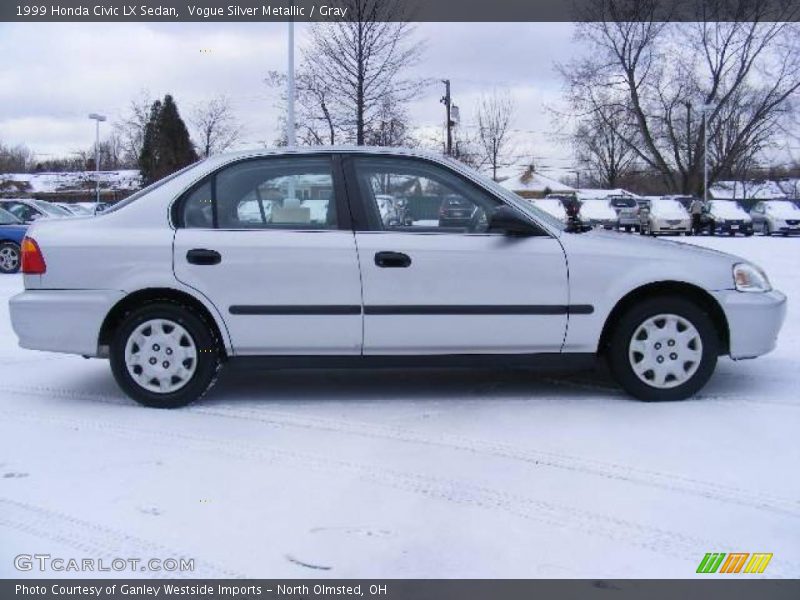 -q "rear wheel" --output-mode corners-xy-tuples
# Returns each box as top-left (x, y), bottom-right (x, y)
(110, 302), (221, 408)
(606, 296), (719, 401)
(0, 242), (20, 274)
